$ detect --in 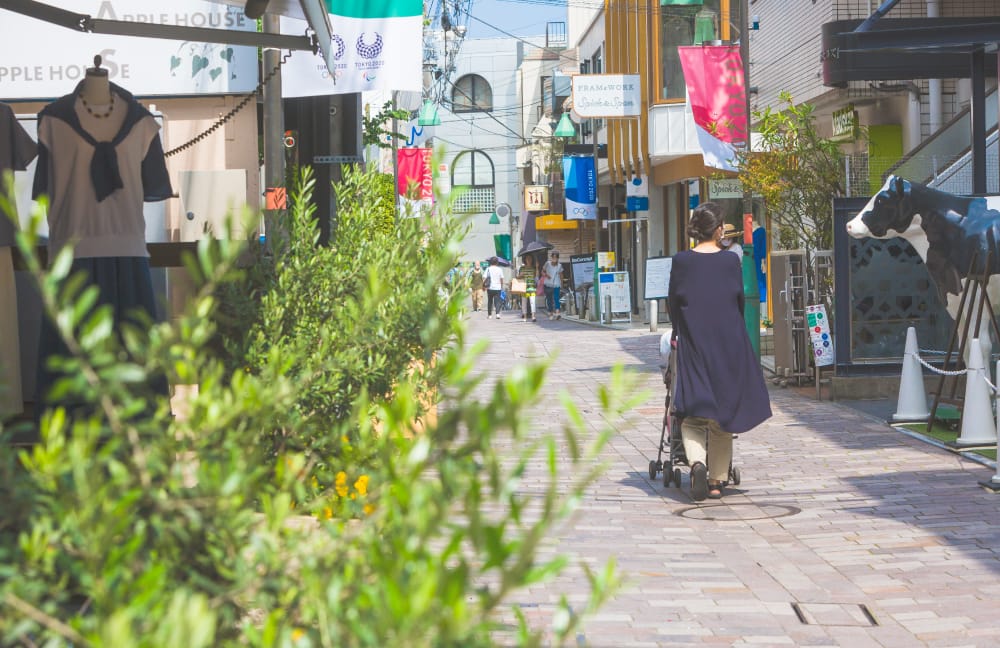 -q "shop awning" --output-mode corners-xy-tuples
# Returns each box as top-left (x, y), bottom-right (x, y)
(0, 0), (337, 74)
